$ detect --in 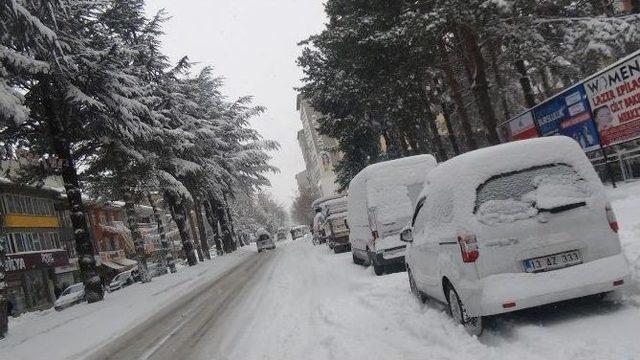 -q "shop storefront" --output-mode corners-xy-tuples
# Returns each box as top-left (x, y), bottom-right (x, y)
(4, 250), (70, 315)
